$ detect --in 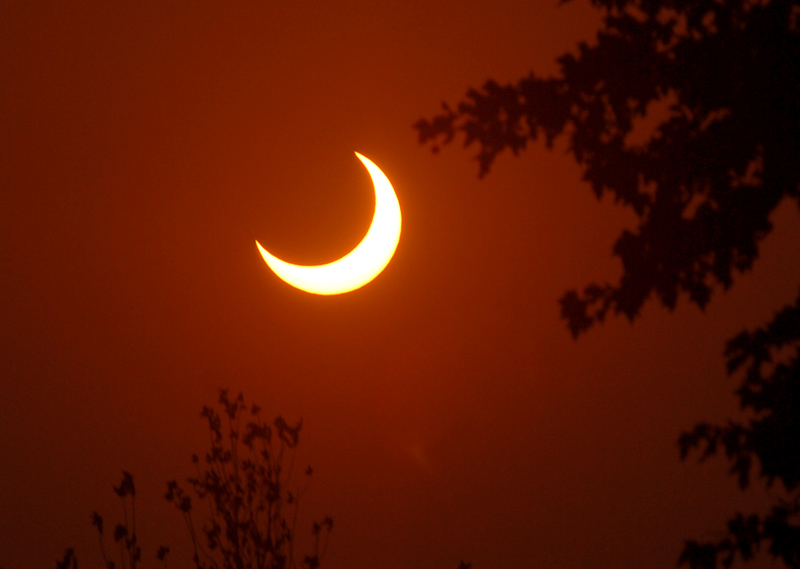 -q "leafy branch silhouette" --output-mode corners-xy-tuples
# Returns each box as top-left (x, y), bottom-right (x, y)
(416, 0), (799, 340)
(416, 0), (800, 567)
(678, 293), (800, 568)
